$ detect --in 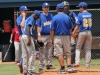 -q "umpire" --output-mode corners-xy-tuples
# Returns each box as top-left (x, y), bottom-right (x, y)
(50, 3), (77, 74)
(62, 1), (77, 65)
